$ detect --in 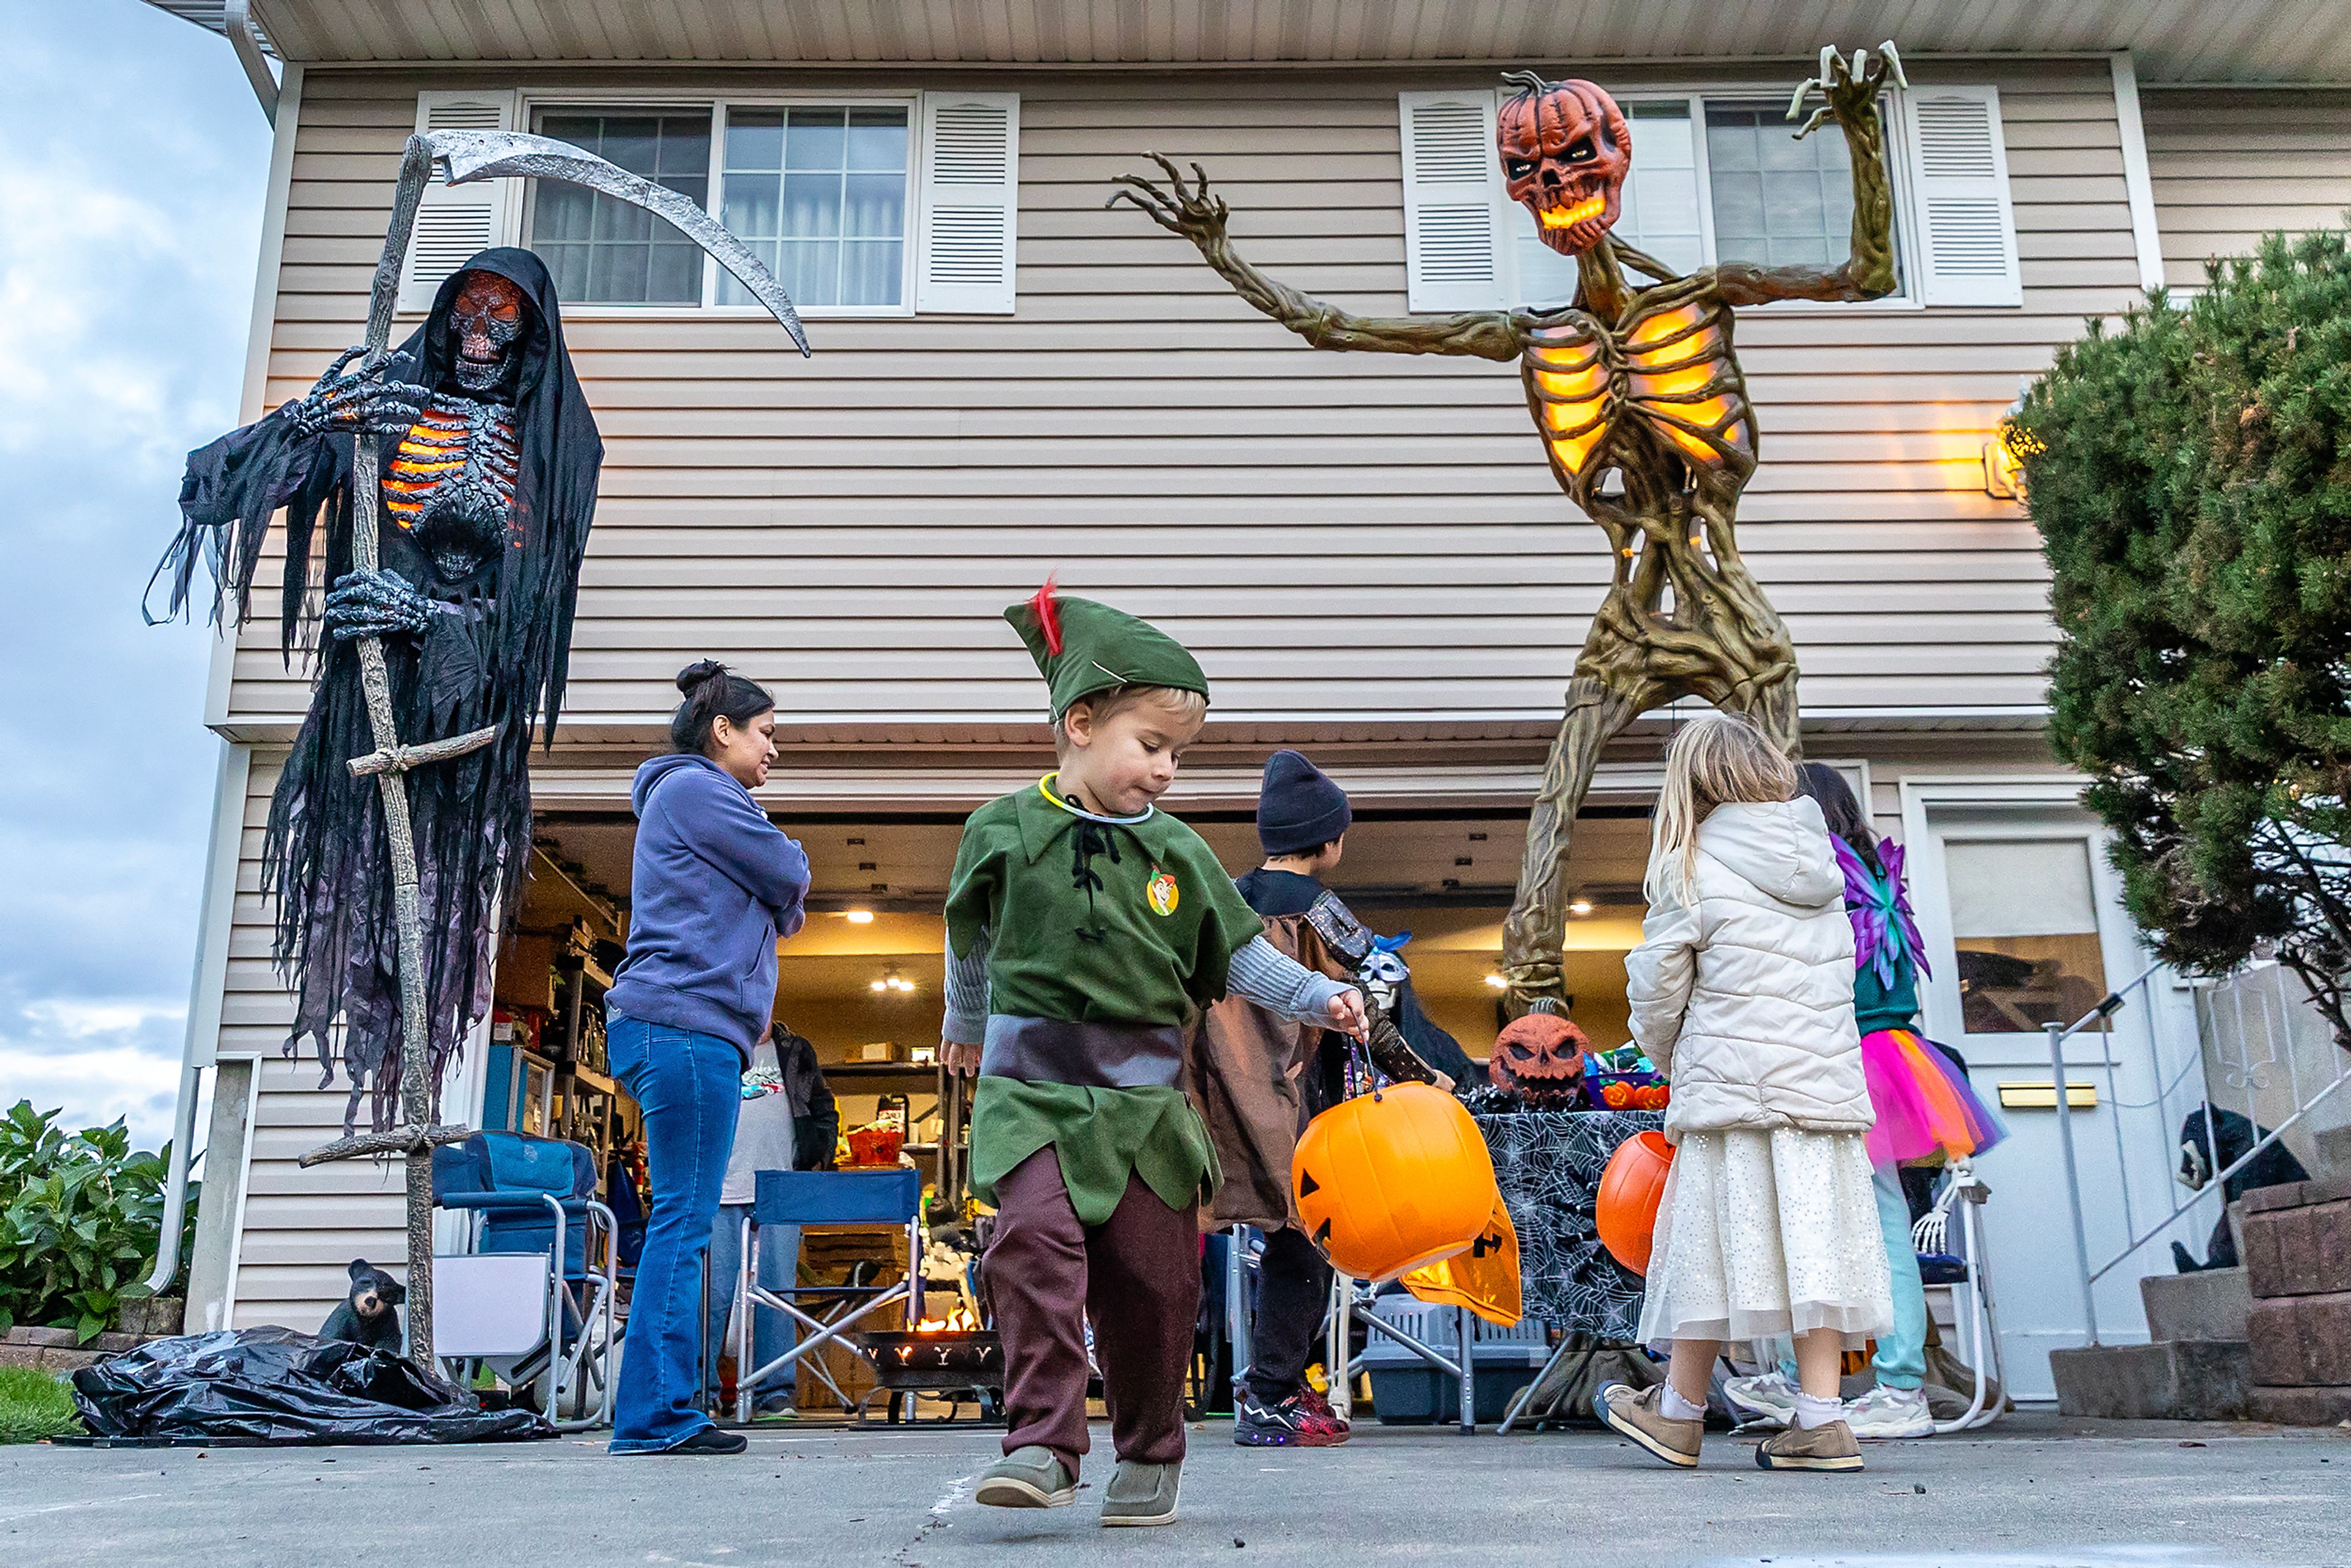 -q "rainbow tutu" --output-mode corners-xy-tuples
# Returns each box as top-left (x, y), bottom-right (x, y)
(1859, 1028), (2006, 1168)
